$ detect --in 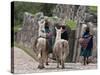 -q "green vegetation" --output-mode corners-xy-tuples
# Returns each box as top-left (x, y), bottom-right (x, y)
(13, 2), (97, 31)
(66, 20), (77, 30)
(14, 1), (56, 27)
(14, 25), (22, 33)
(88, 6), (97, 13)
